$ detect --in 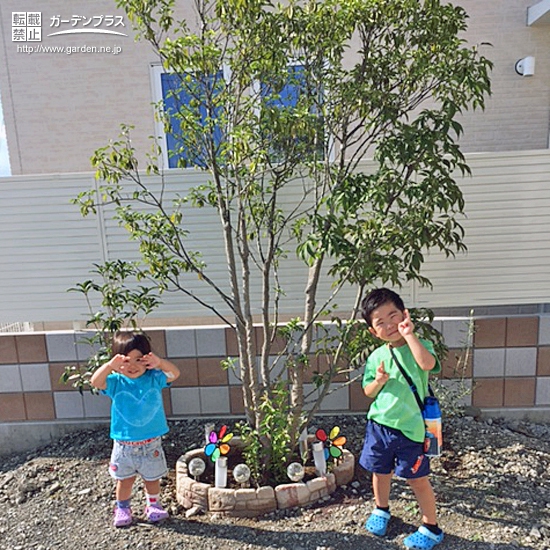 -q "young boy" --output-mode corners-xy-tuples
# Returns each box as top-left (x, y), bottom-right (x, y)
(91, 331), (180, 528)
(359, 288), (444, 549)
